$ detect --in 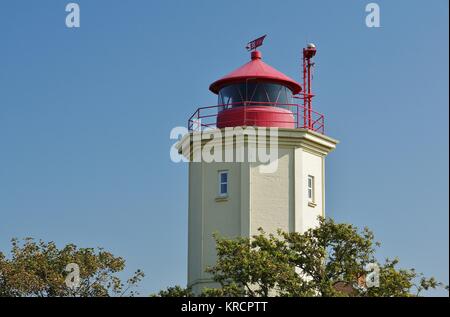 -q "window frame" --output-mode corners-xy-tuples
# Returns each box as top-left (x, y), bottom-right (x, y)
(307, 175), (315, 204)
(218, 170), (229, 197)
